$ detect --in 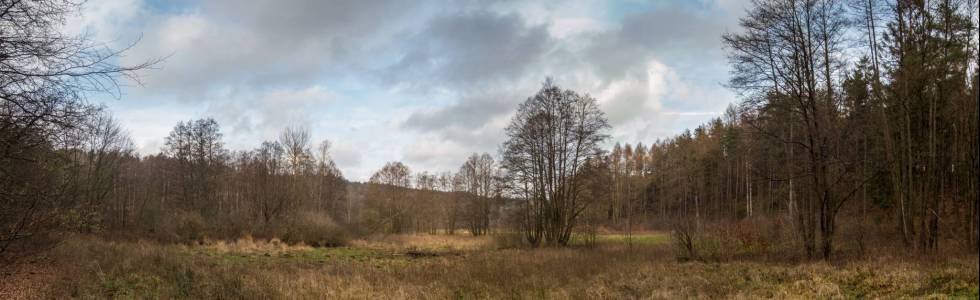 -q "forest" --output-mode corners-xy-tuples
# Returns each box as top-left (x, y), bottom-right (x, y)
(1, 0), (978, 298)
